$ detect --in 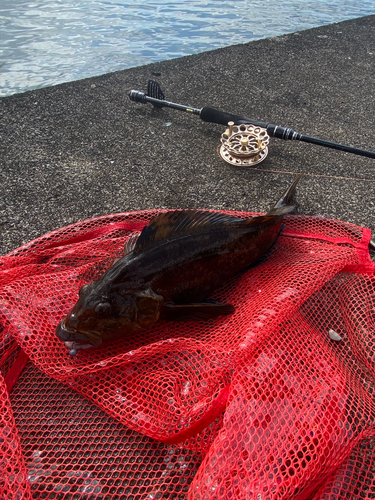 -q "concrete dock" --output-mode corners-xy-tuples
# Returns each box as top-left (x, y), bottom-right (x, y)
(1, 15), (375, 255)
